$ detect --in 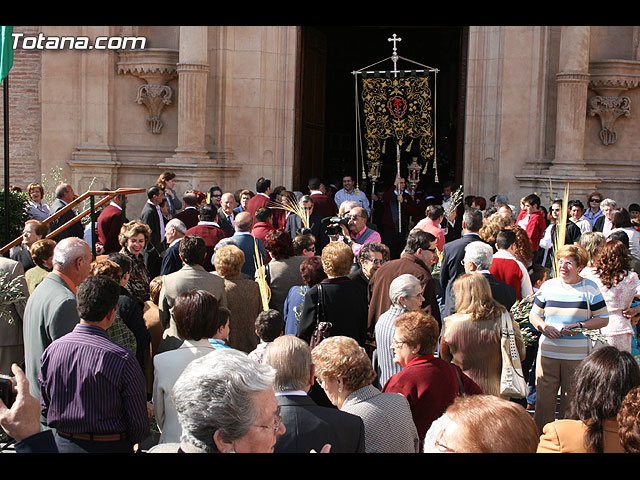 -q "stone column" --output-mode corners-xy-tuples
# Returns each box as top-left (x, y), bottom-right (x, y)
(552, 26), (591, 170)
(172, 26), (210, 164)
